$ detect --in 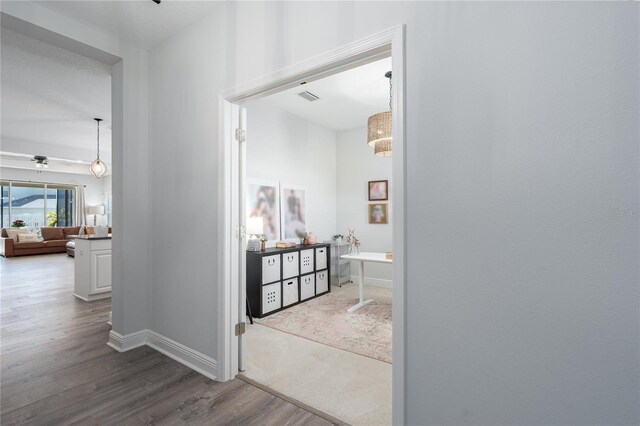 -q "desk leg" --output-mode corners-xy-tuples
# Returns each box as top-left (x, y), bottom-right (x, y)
(347, 260), (374, 312)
